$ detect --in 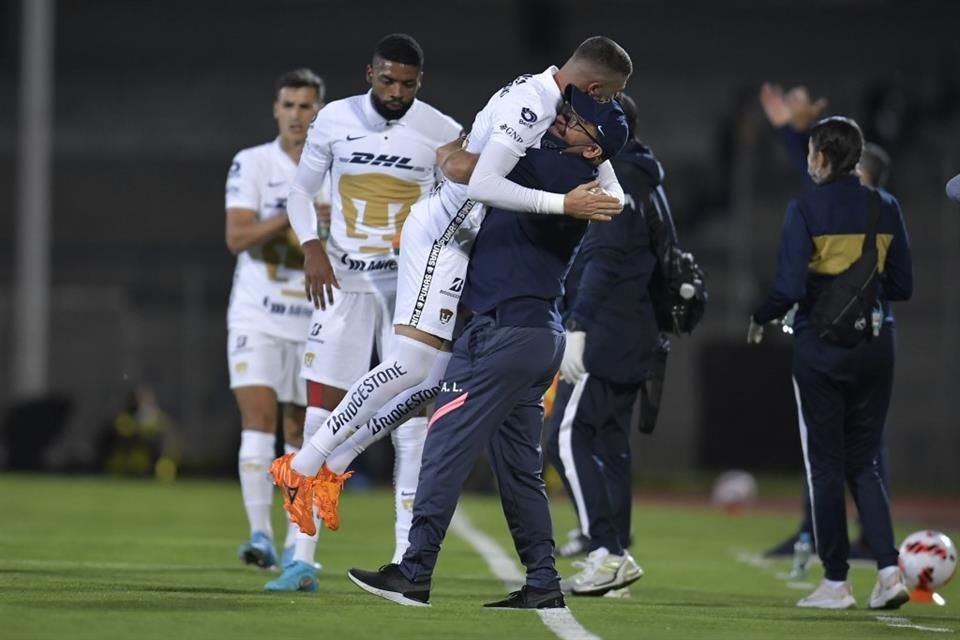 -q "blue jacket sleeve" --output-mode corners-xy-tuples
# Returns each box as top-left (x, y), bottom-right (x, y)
(753, 199), (814, 324)
(777, 126), (814, 189)
(569, 205), (635, 330)
(882, 196), (913, 302)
